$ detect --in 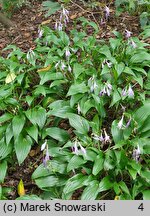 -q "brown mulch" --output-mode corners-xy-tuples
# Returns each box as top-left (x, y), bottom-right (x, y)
(0, 0), (141, 55)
